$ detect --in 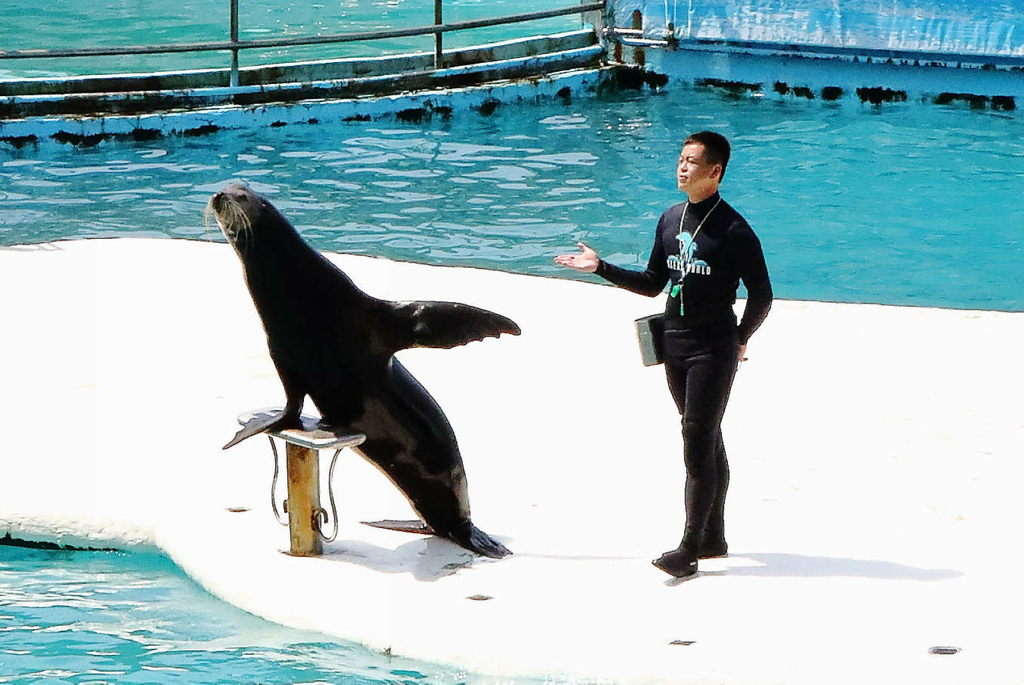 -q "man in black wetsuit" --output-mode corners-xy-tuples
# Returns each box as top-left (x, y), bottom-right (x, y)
(555, 131), (772, 579)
